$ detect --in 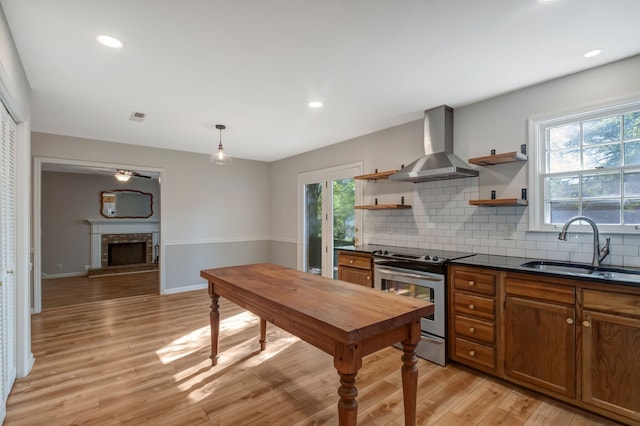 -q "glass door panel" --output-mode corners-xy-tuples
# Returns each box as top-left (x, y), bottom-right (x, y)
(304, 182), (322, 275)
(332, 178), (355, 278)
